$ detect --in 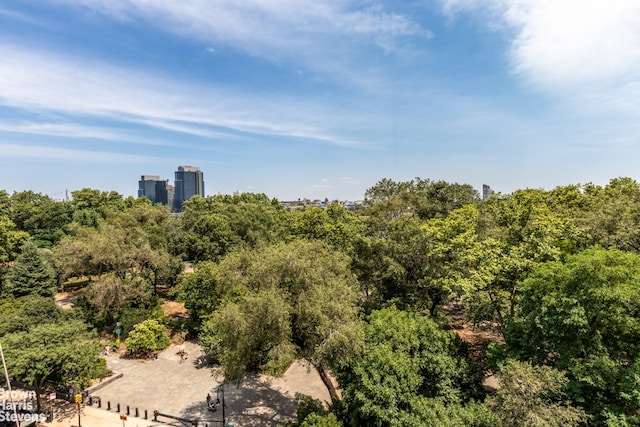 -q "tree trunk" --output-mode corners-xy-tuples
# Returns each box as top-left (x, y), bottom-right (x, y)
(35, 380), (43, 413)
(315, 364), (339, 403)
